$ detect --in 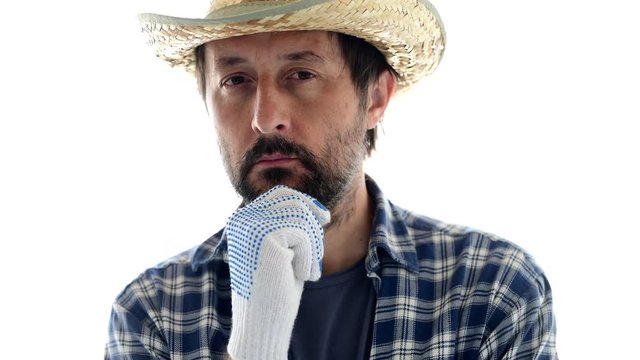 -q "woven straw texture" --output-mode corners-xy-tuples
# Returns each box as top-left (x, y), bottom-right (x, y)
(139, 0), (446, 90)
